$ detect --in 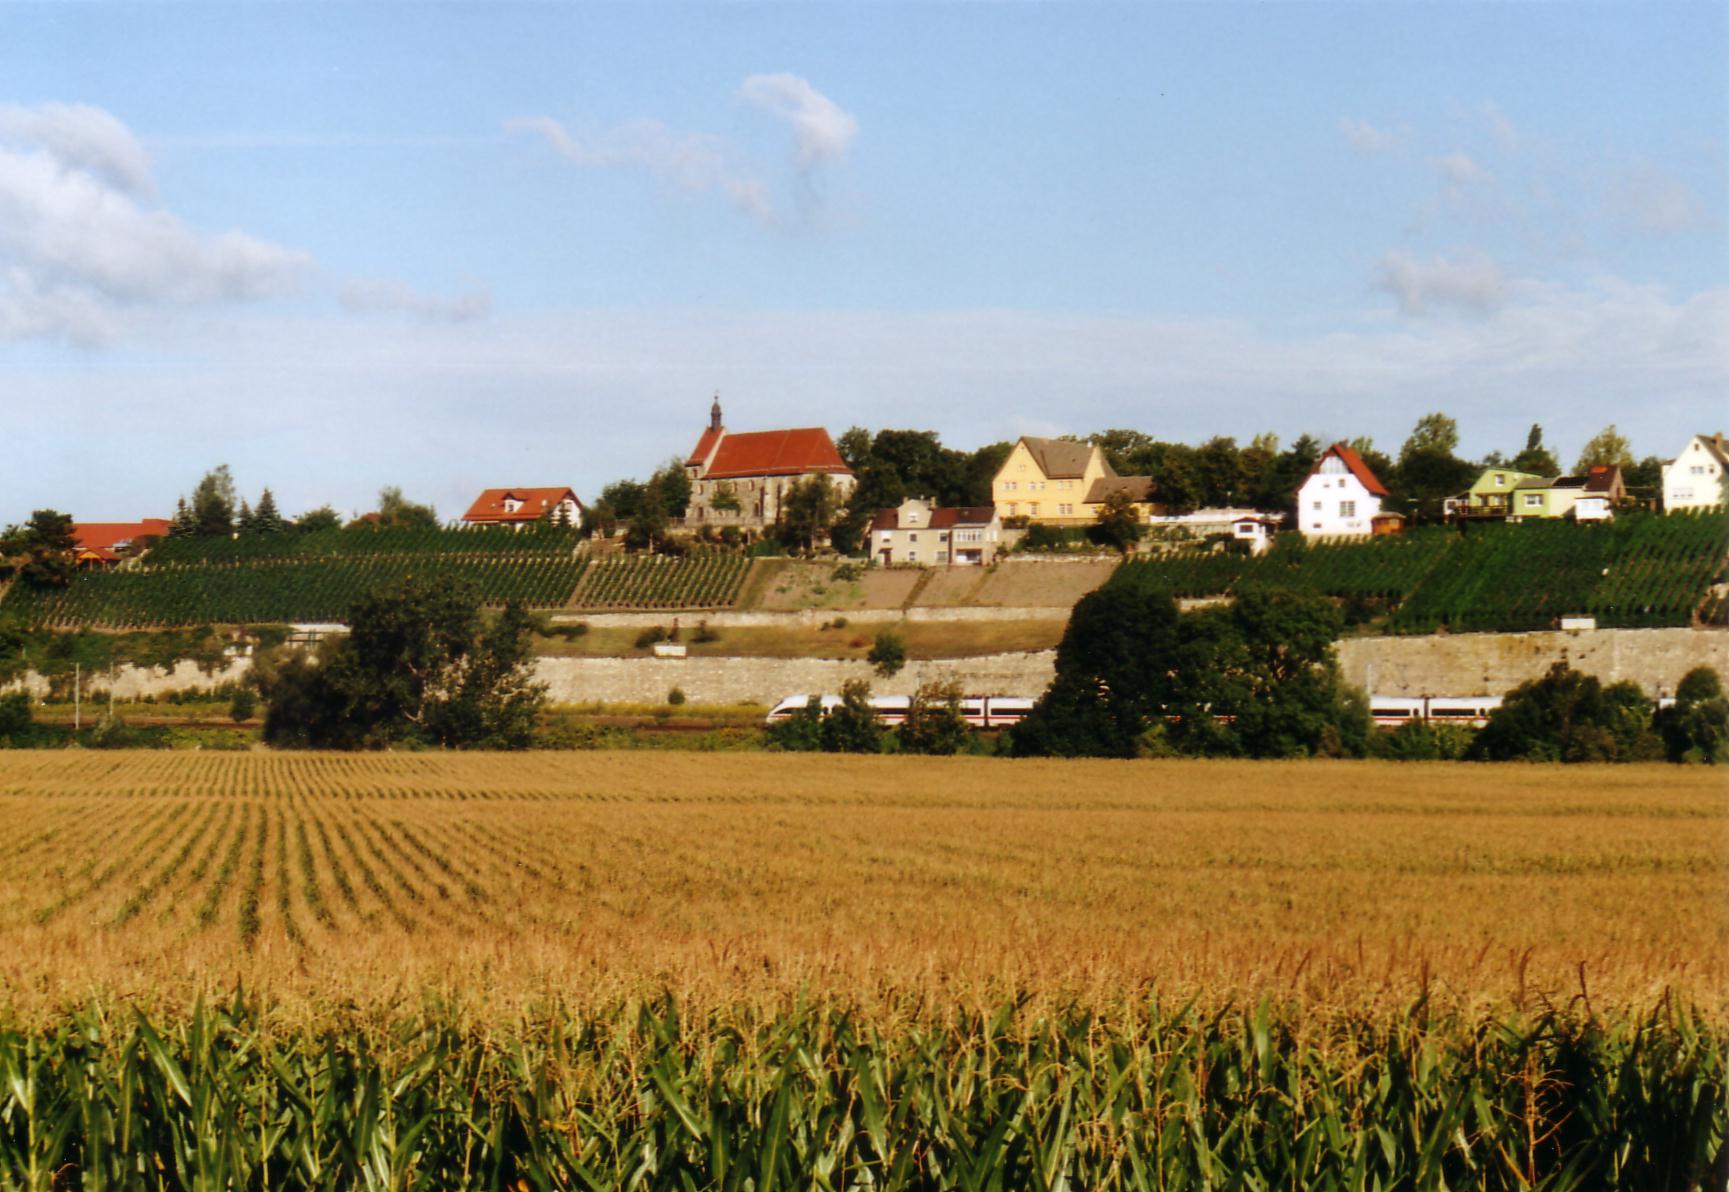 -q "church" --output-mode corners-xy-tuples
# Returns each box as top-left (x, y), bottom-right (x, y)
(682, 398), (855, 533)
